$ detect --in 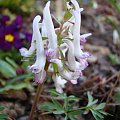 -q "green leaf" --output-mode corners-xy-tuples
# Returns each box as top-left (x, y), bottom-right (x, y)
(6, 73), (32, 85)
(52, 99), (63, 111)
(40, 102), (57, 111)
(50, 89), (61, 96)
(99, 110), (108, 116)
(109, 0), (120, 14)
(68, 109), (83, 116)
(68, 95), (81, 101)
(68, 115), (78, 120)
(87, 92), (94, 104)
(95, 103), (106, 110)
(88, 99), (98, 106)
(0, 60), (16, 78)
(52, 63), (58, 73)
(0, 106), (4, 111)
(108, 54), (120, 64)
(91, 109), (104, 120)
(53, 110), (65, 114)
(64, 97), (68, 110)
(0, 114), (8, 119)
(5, 57), (18, 68)
(114, 91), (120, 103)
(0, 83), (27, 93)
(64, 10), (72, 21)
(92, 112), (102, 120)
